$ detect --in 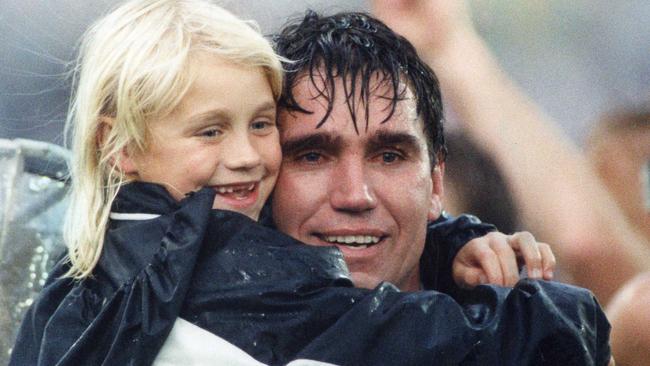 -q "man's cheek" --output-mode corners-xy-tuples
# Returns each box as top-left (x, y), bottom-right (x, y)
(273, 178), (307, 235)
